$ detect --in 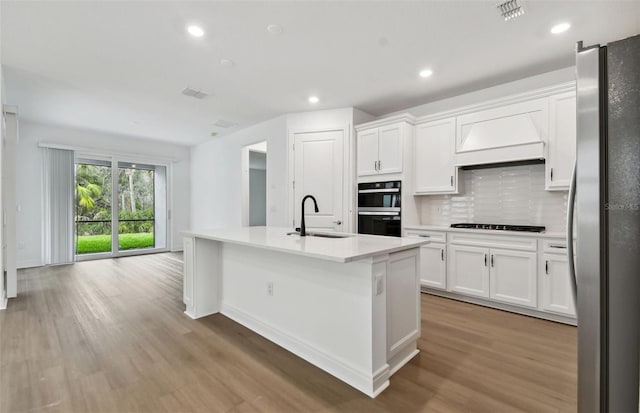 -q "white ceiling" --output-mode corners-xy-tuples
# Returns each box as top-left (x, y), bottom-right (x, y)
(2, 1), (639, 146)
